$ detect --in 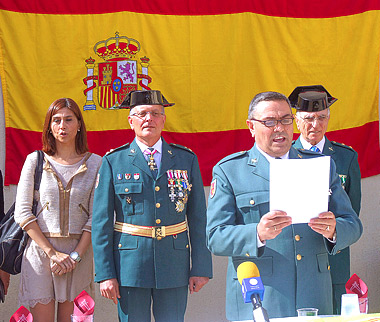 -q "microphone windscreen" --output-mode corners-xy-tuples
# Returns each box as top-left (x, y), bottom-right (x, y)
(237, 261), (260, 284)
